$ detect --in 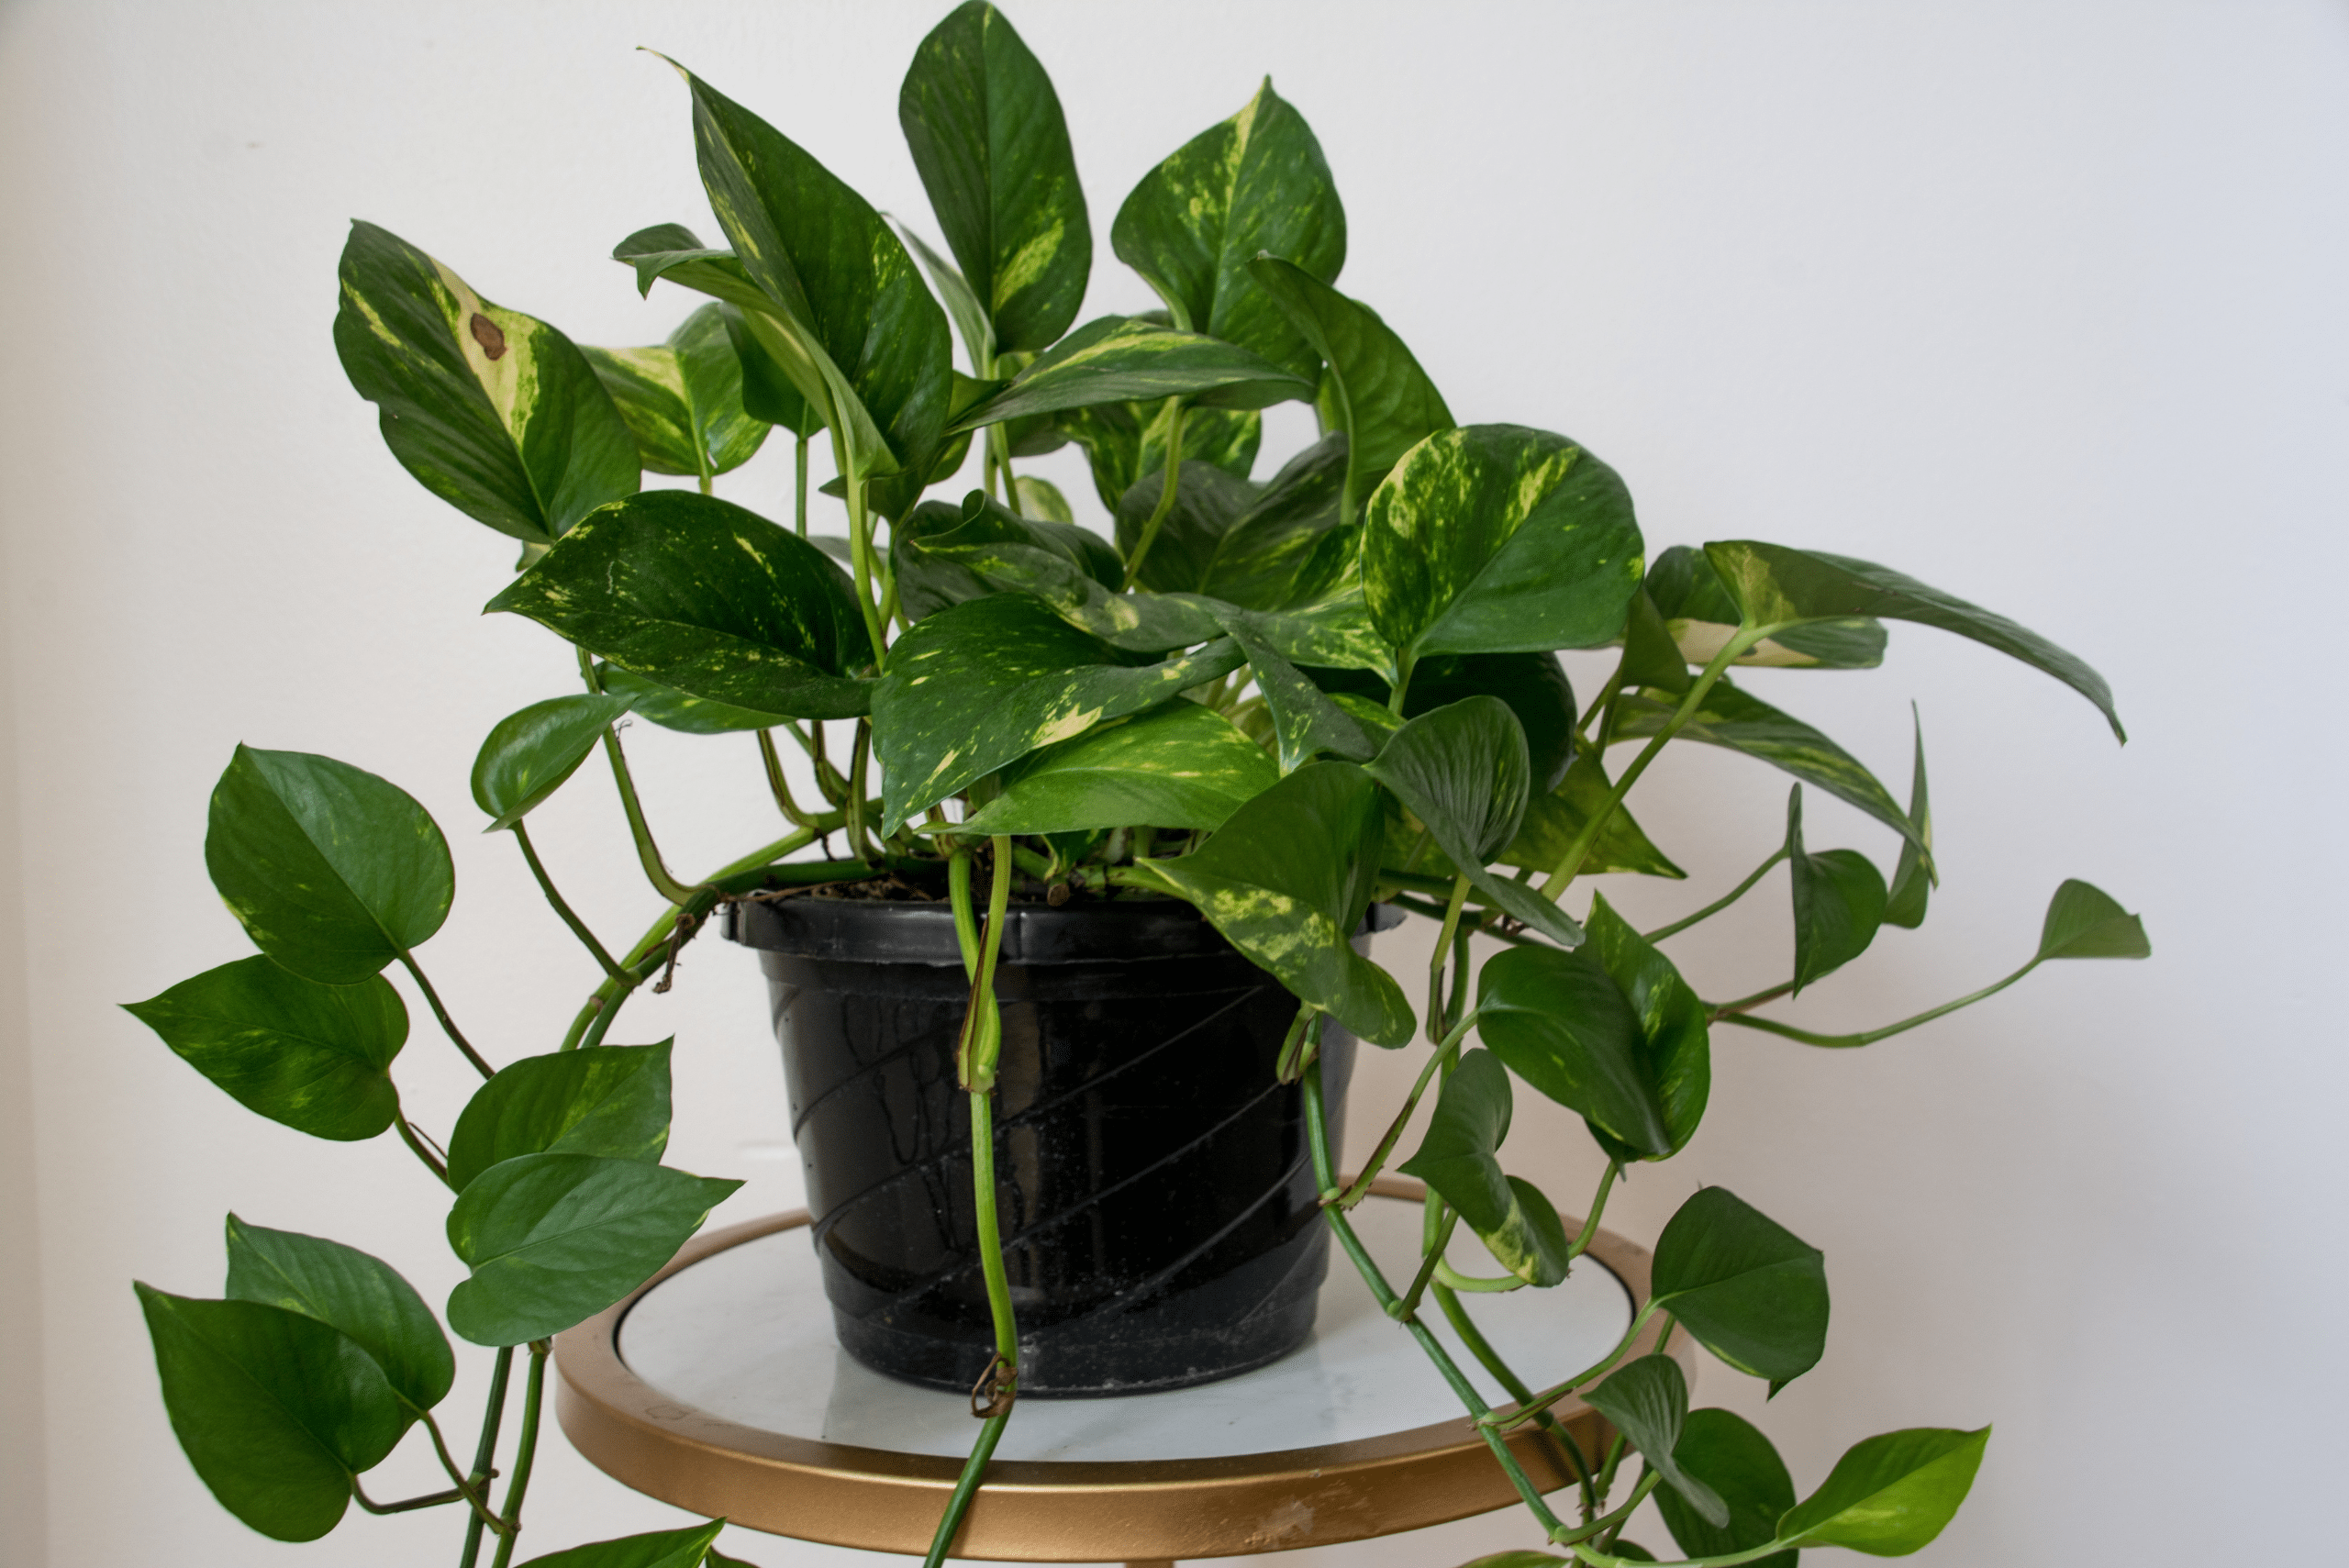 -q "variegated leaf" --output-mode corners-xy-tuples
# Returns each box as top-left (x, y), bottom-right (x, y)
(1119, 433), (1353, 612)
(1644, 545), (1883, 669)
(1059, 398), (1259, 512)
(1611, 678), (1927, 860)
(1250, 258), (1453, 528)
(1499, 752), (1686, 880)
(718, 301), (824, 438)
(582, 304), (769, 481)
(1705, 539), (2126, 740)
(957, 700), (1277, 835)
(1111, 78), (1345, 384)
(896, 222), (996, 378)
(1013, 474), (1074, 522)
(595, 664), (789, 735)
(894, 490), (1120, 619)
(872, 594), (1246, 832)
(1364, 425), (1644, 662)
(1123, 762), (1415, 1045)
(484, 491), (871, 721)
(898, 2), (1090, 356)
(1397, 1050), (1573, 1285)
(1216, 612), (1375, 773)
(952, 316), (1311, 431)
(334, 221), (639, 546)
